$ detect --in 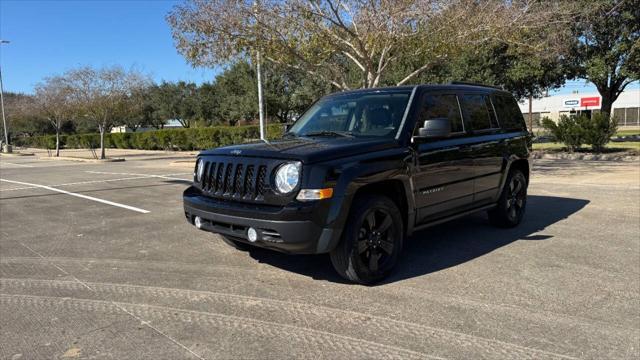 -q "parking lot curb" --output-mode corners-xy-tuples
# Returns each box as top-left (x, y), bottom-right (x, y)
(532, 151), (639, 161)
(0, 152), (35, 157)
(37, 156), (125, 163)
